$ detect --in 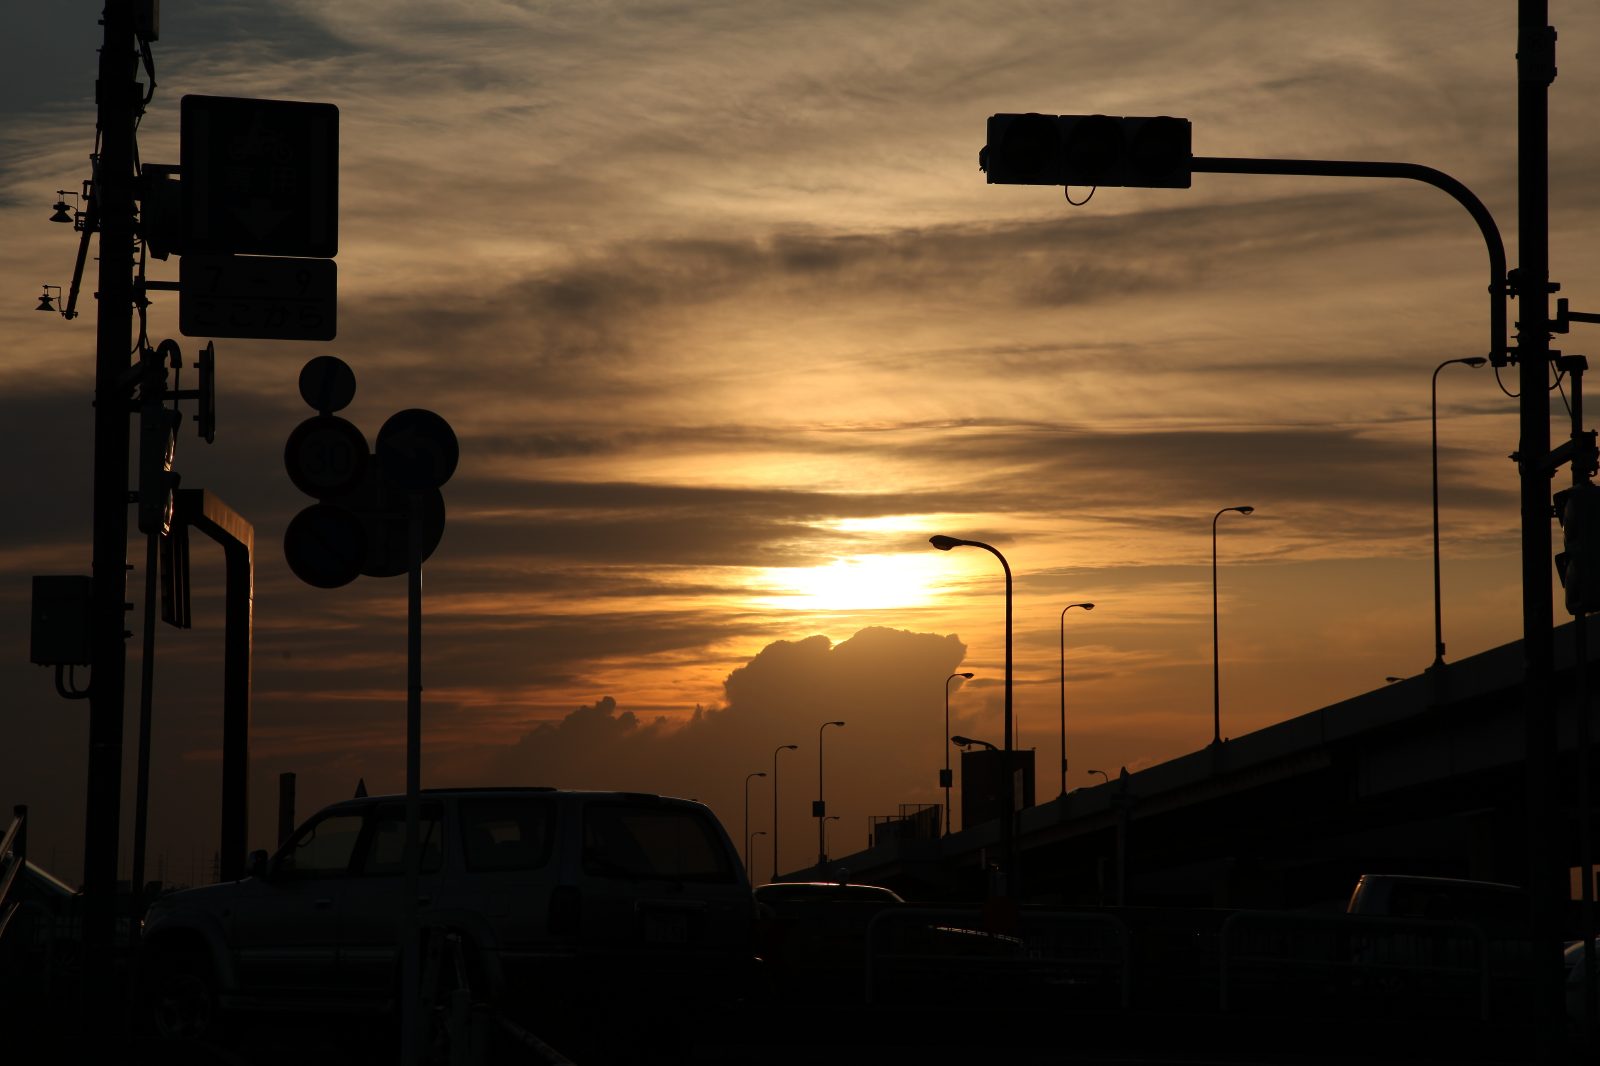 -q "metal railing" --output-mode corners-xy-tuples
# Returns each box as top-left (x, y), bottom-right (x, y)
(864, 905), (1132, 1008)
(0, 805), (26, 944)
